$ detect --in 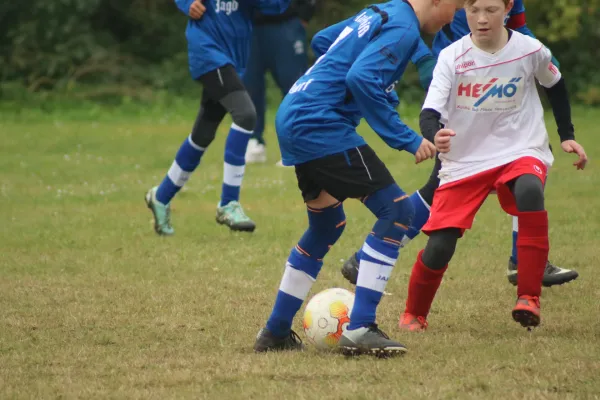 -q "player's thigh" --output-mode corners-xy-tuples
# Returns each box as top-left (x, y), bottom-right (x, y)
(293, 145), (394, 204)
(423, 173), (495, 235)
(495, 157), (547, 214)
(310, 145), (396, 202)
(198, 64), (247, 102)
